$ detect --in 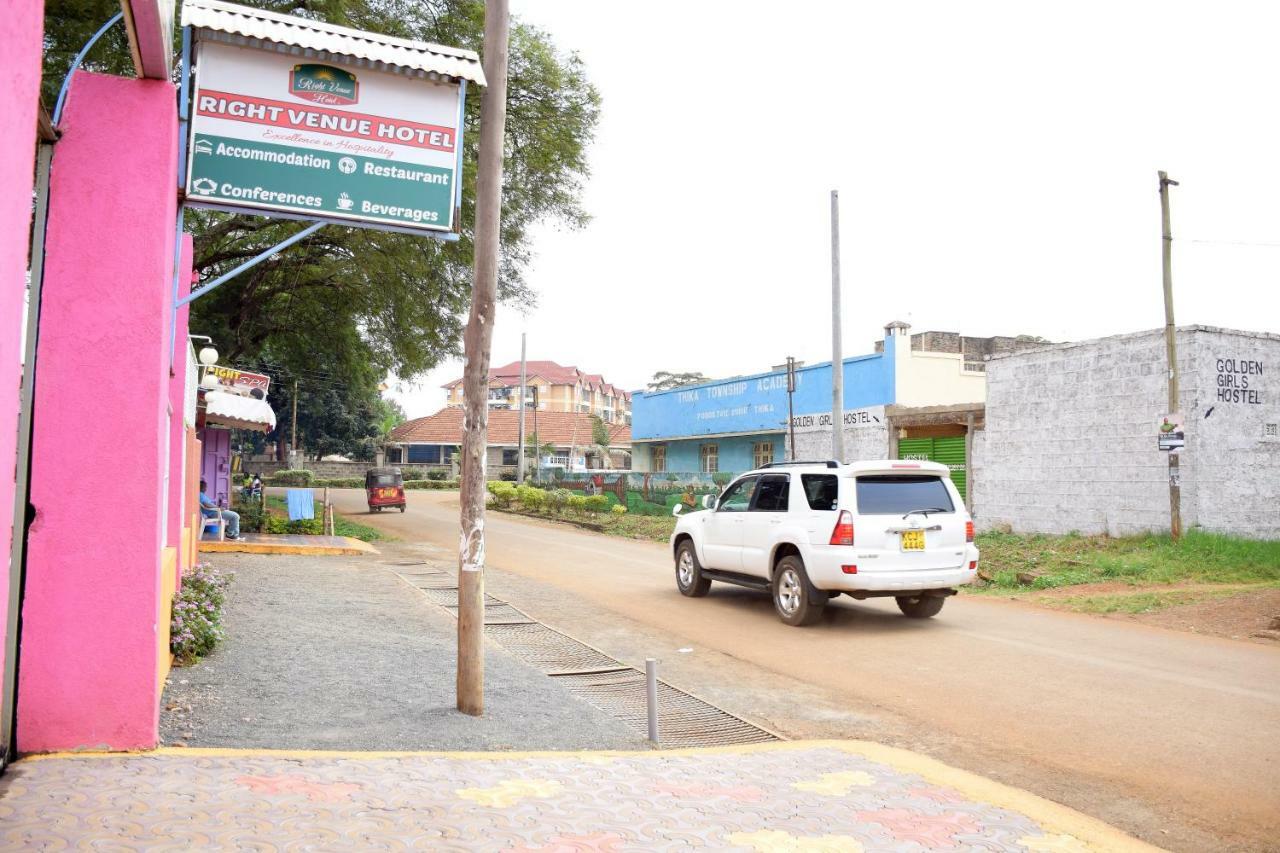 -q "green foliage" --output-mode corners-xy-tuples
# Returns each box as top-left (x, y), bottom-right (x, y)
(269, 469), (314, 486)
(314, 477), (365, 488)
(265, 514), (323, 534)
(232, 497), (266, 533)
(400, 467), (427, 480)
(567, 494), (587, 515)
(611, 503), (628, 516)
(591, 415), (610, 447)
(404, 479), (459, 490)
(584, 494), (610, 514)
(426, 469), (448, 481)
(647, 371), (709, 392)
(499, 469), (518, 481)
(515, 484), (546, 511)
(487, 481), (517, 508)
(170, 563), (232, 666)
(712, 473), (732, 486)
(546, 488), (572, 514)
